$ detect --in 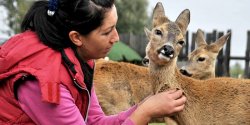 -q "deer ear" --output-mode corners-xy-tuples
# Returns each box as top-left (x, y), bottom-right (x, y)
(208, 32), (231, 53)
(195, 29), (207, 47)
(153, 2), (165, 18)
(152, 2), (169, 27)
(215, 32), (231, 48)
(175, 9), (190, 35)
(144, 27), (152, 39)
